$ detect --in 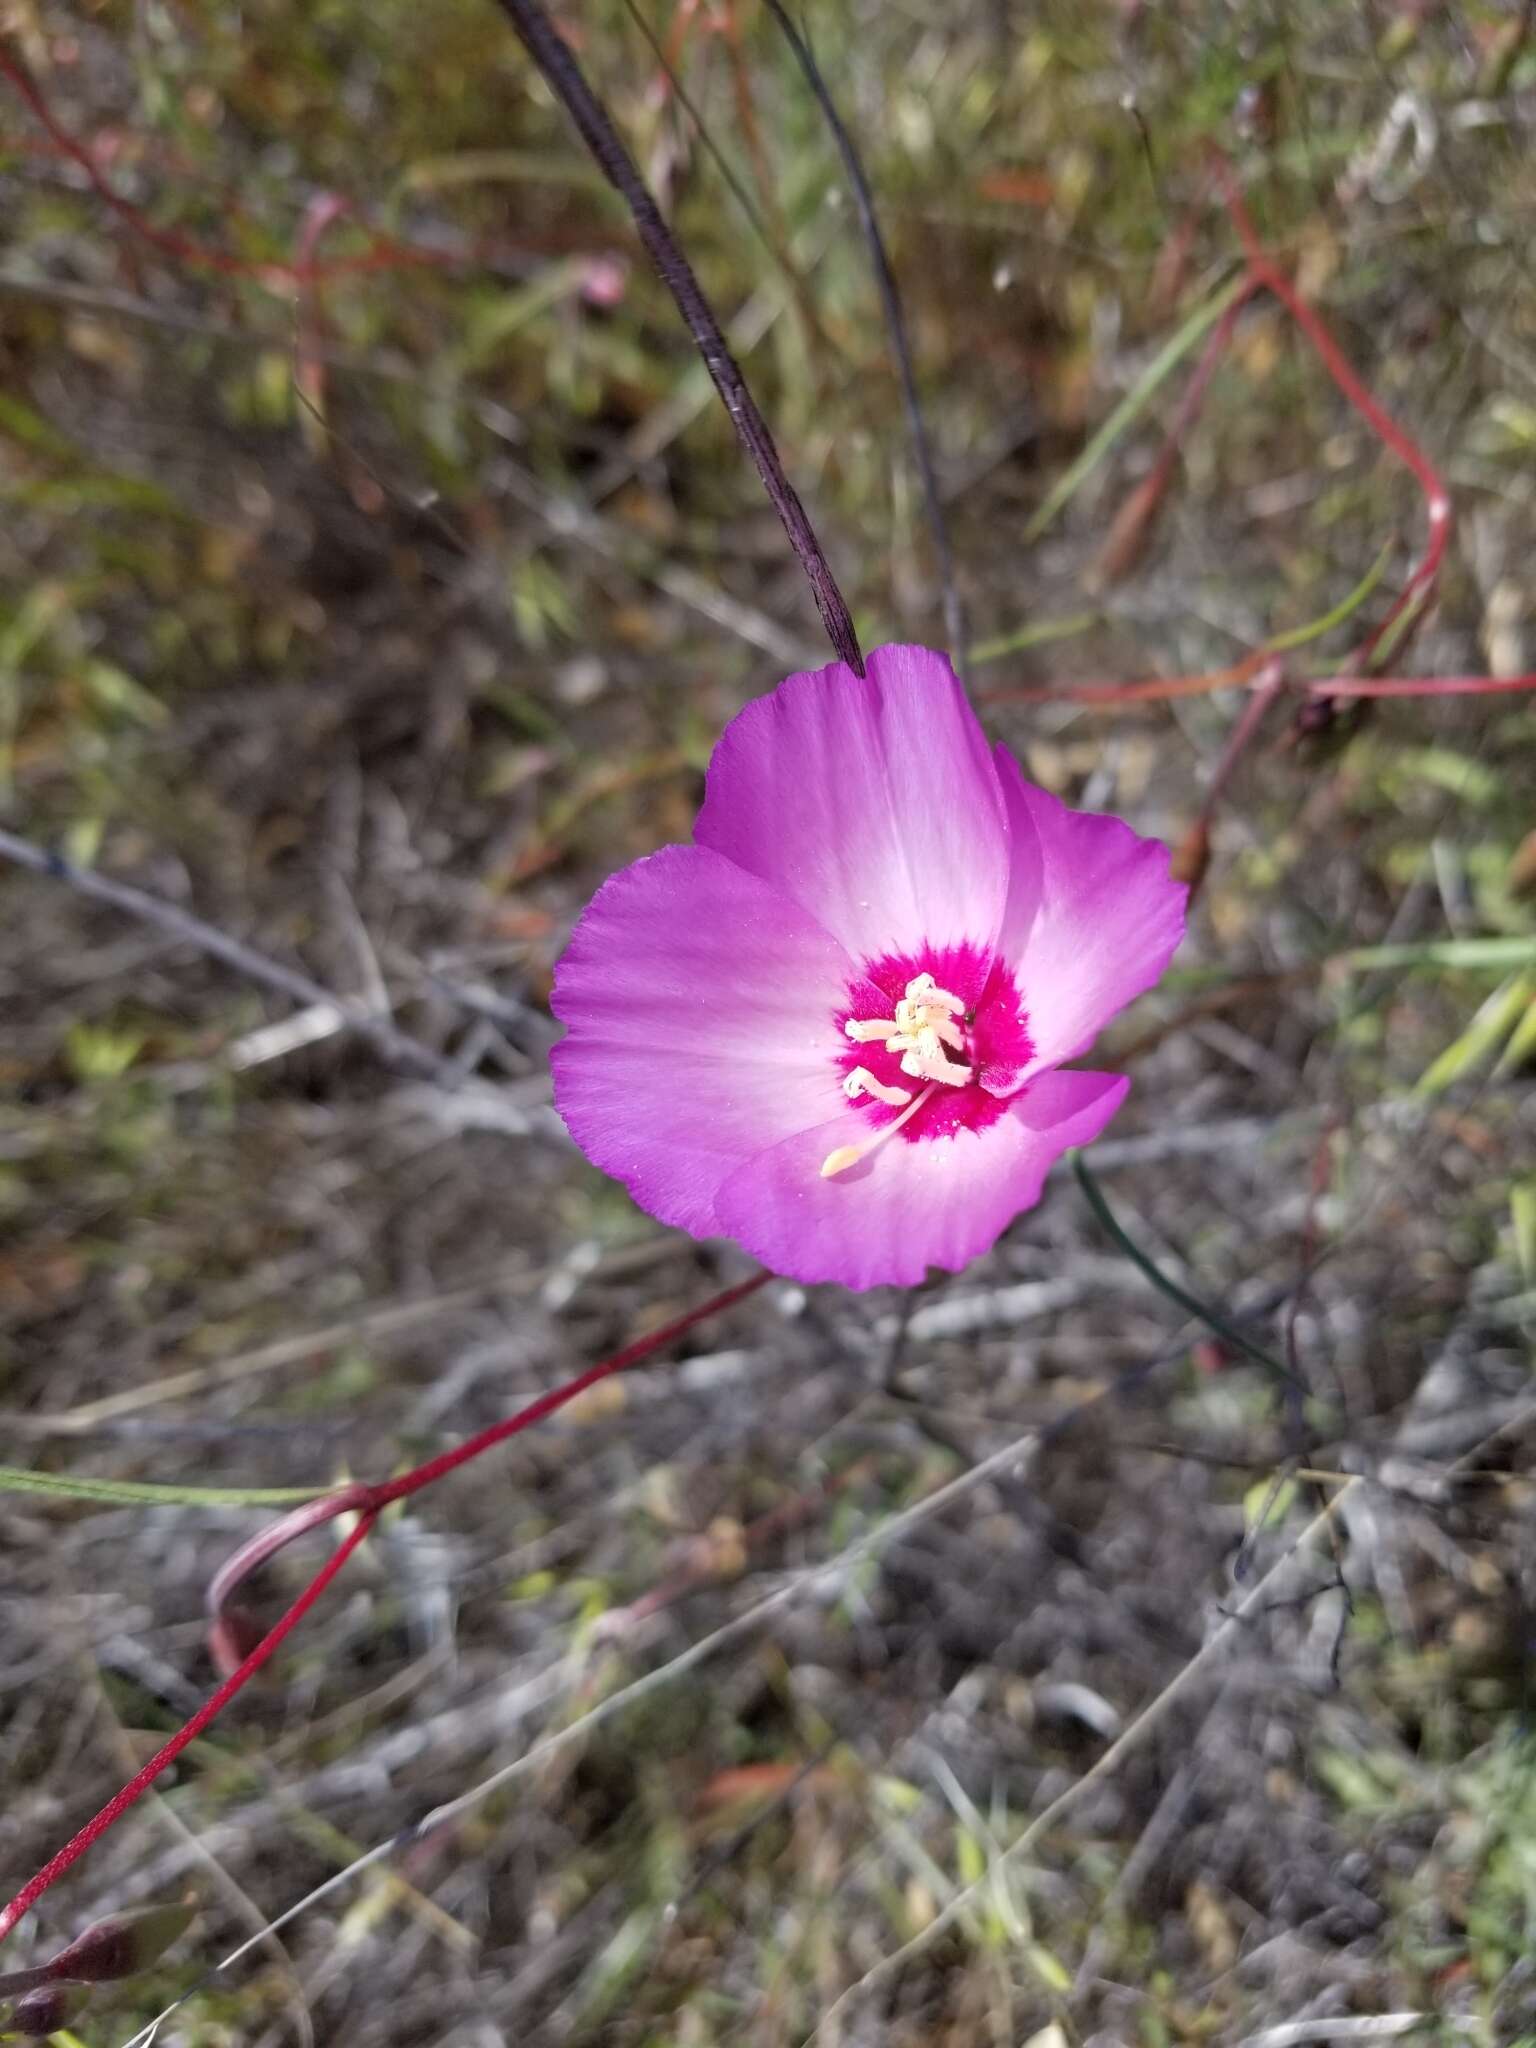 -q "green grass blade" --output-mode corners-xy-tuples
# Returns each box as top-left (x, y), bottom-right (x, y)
(1415, 974), (1534, 1093)
(0, 1466), (328, 1509)
(1341, 937), (1536, 974)
(968, 611), (1099, 665)
(1272, 539), (1394, 654)
(1023, 271), (1250, 544)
